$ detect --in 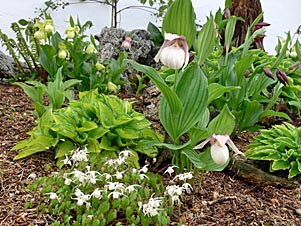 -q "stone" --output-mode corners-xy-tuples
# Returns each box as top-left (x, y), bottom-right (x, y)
(0, 50), (20, 83)
(95, 27), (159, 65)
